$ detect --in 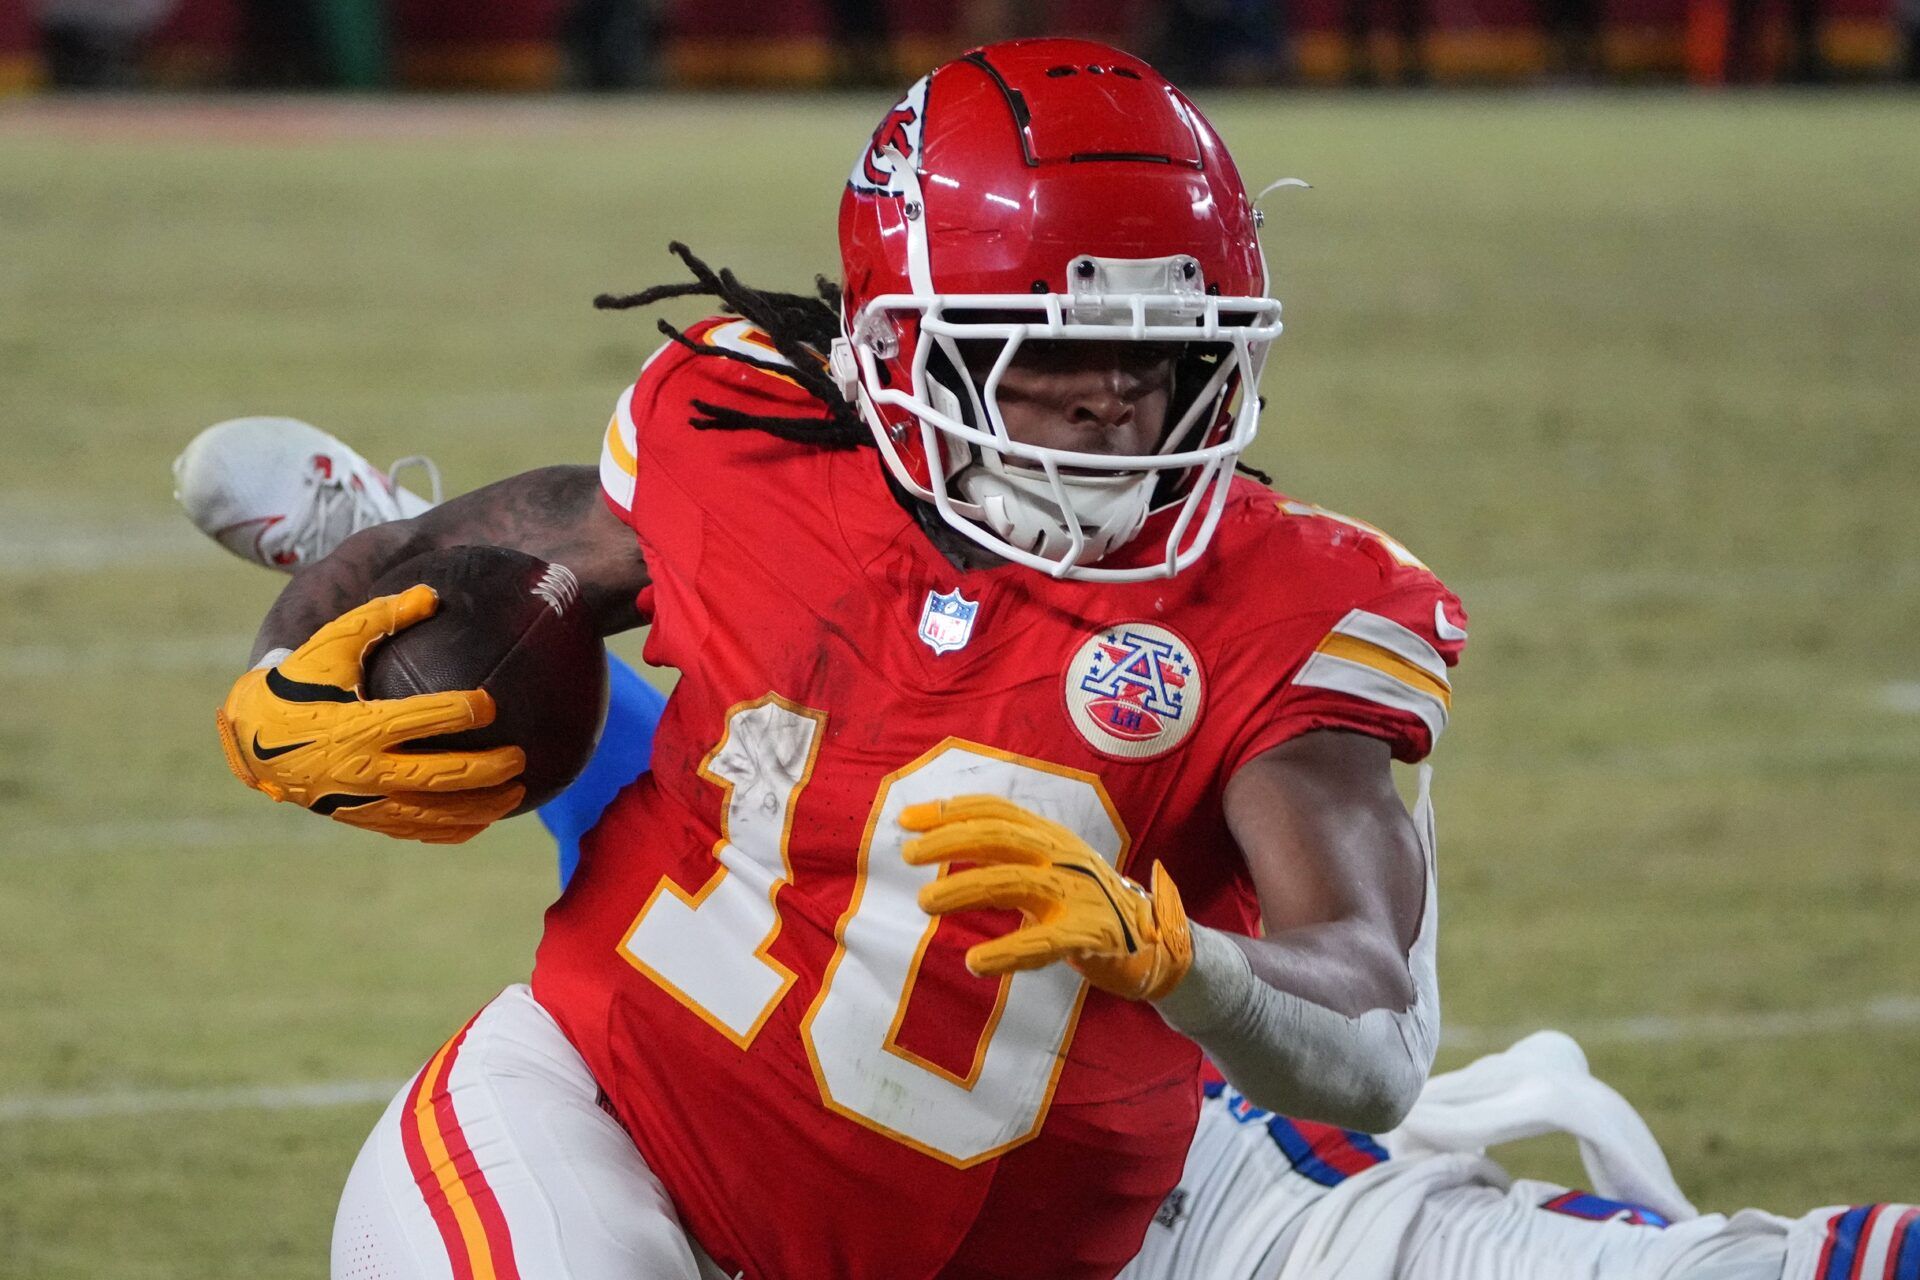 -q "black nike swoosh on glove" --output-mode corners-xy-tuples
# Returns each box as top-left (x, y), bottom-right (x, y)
(252, 733), (314, 761)
(309, 792), (383, 815)
(266, 667), (357, 704)
(1059, 863), (1138, 953)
